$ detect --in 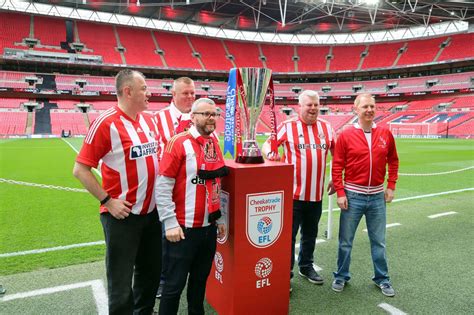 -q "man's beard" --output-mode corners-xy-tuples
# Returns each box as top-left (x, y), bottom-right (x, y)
(196, 123), (215, 136)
